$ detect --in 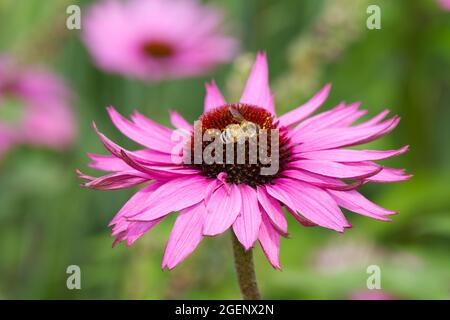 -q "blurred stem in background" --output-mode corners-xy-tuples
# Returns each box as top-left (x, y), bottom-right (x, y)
(2, 0), (76, 64)
(225, 53), (254, 102)
(397, 1), (435, 169)
(274, 0), (368, 111)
